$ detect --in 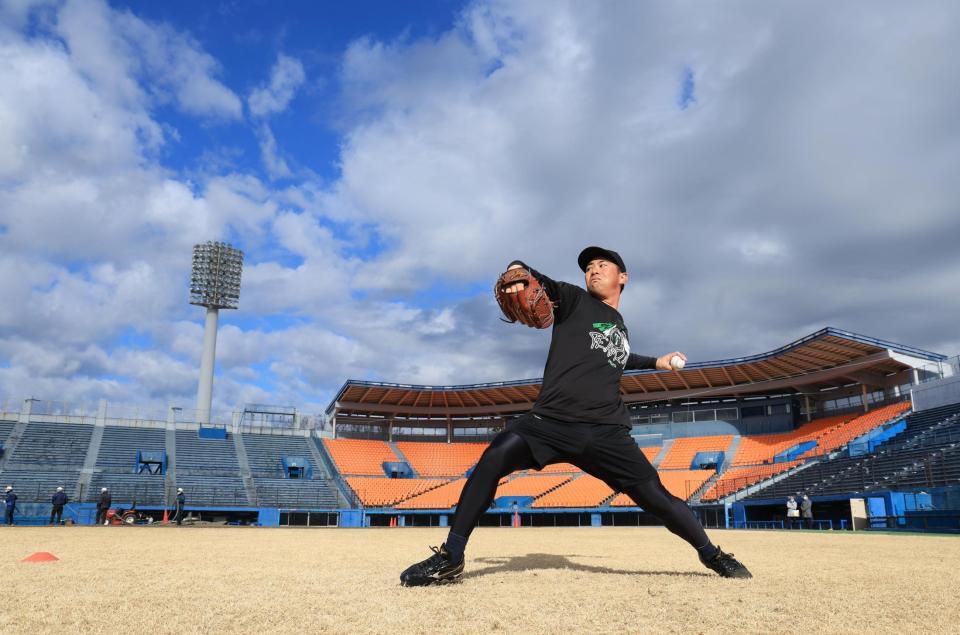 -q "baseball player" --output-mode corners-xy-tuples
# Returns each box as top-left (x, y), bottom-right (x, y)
(400, 246), (751, 585)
